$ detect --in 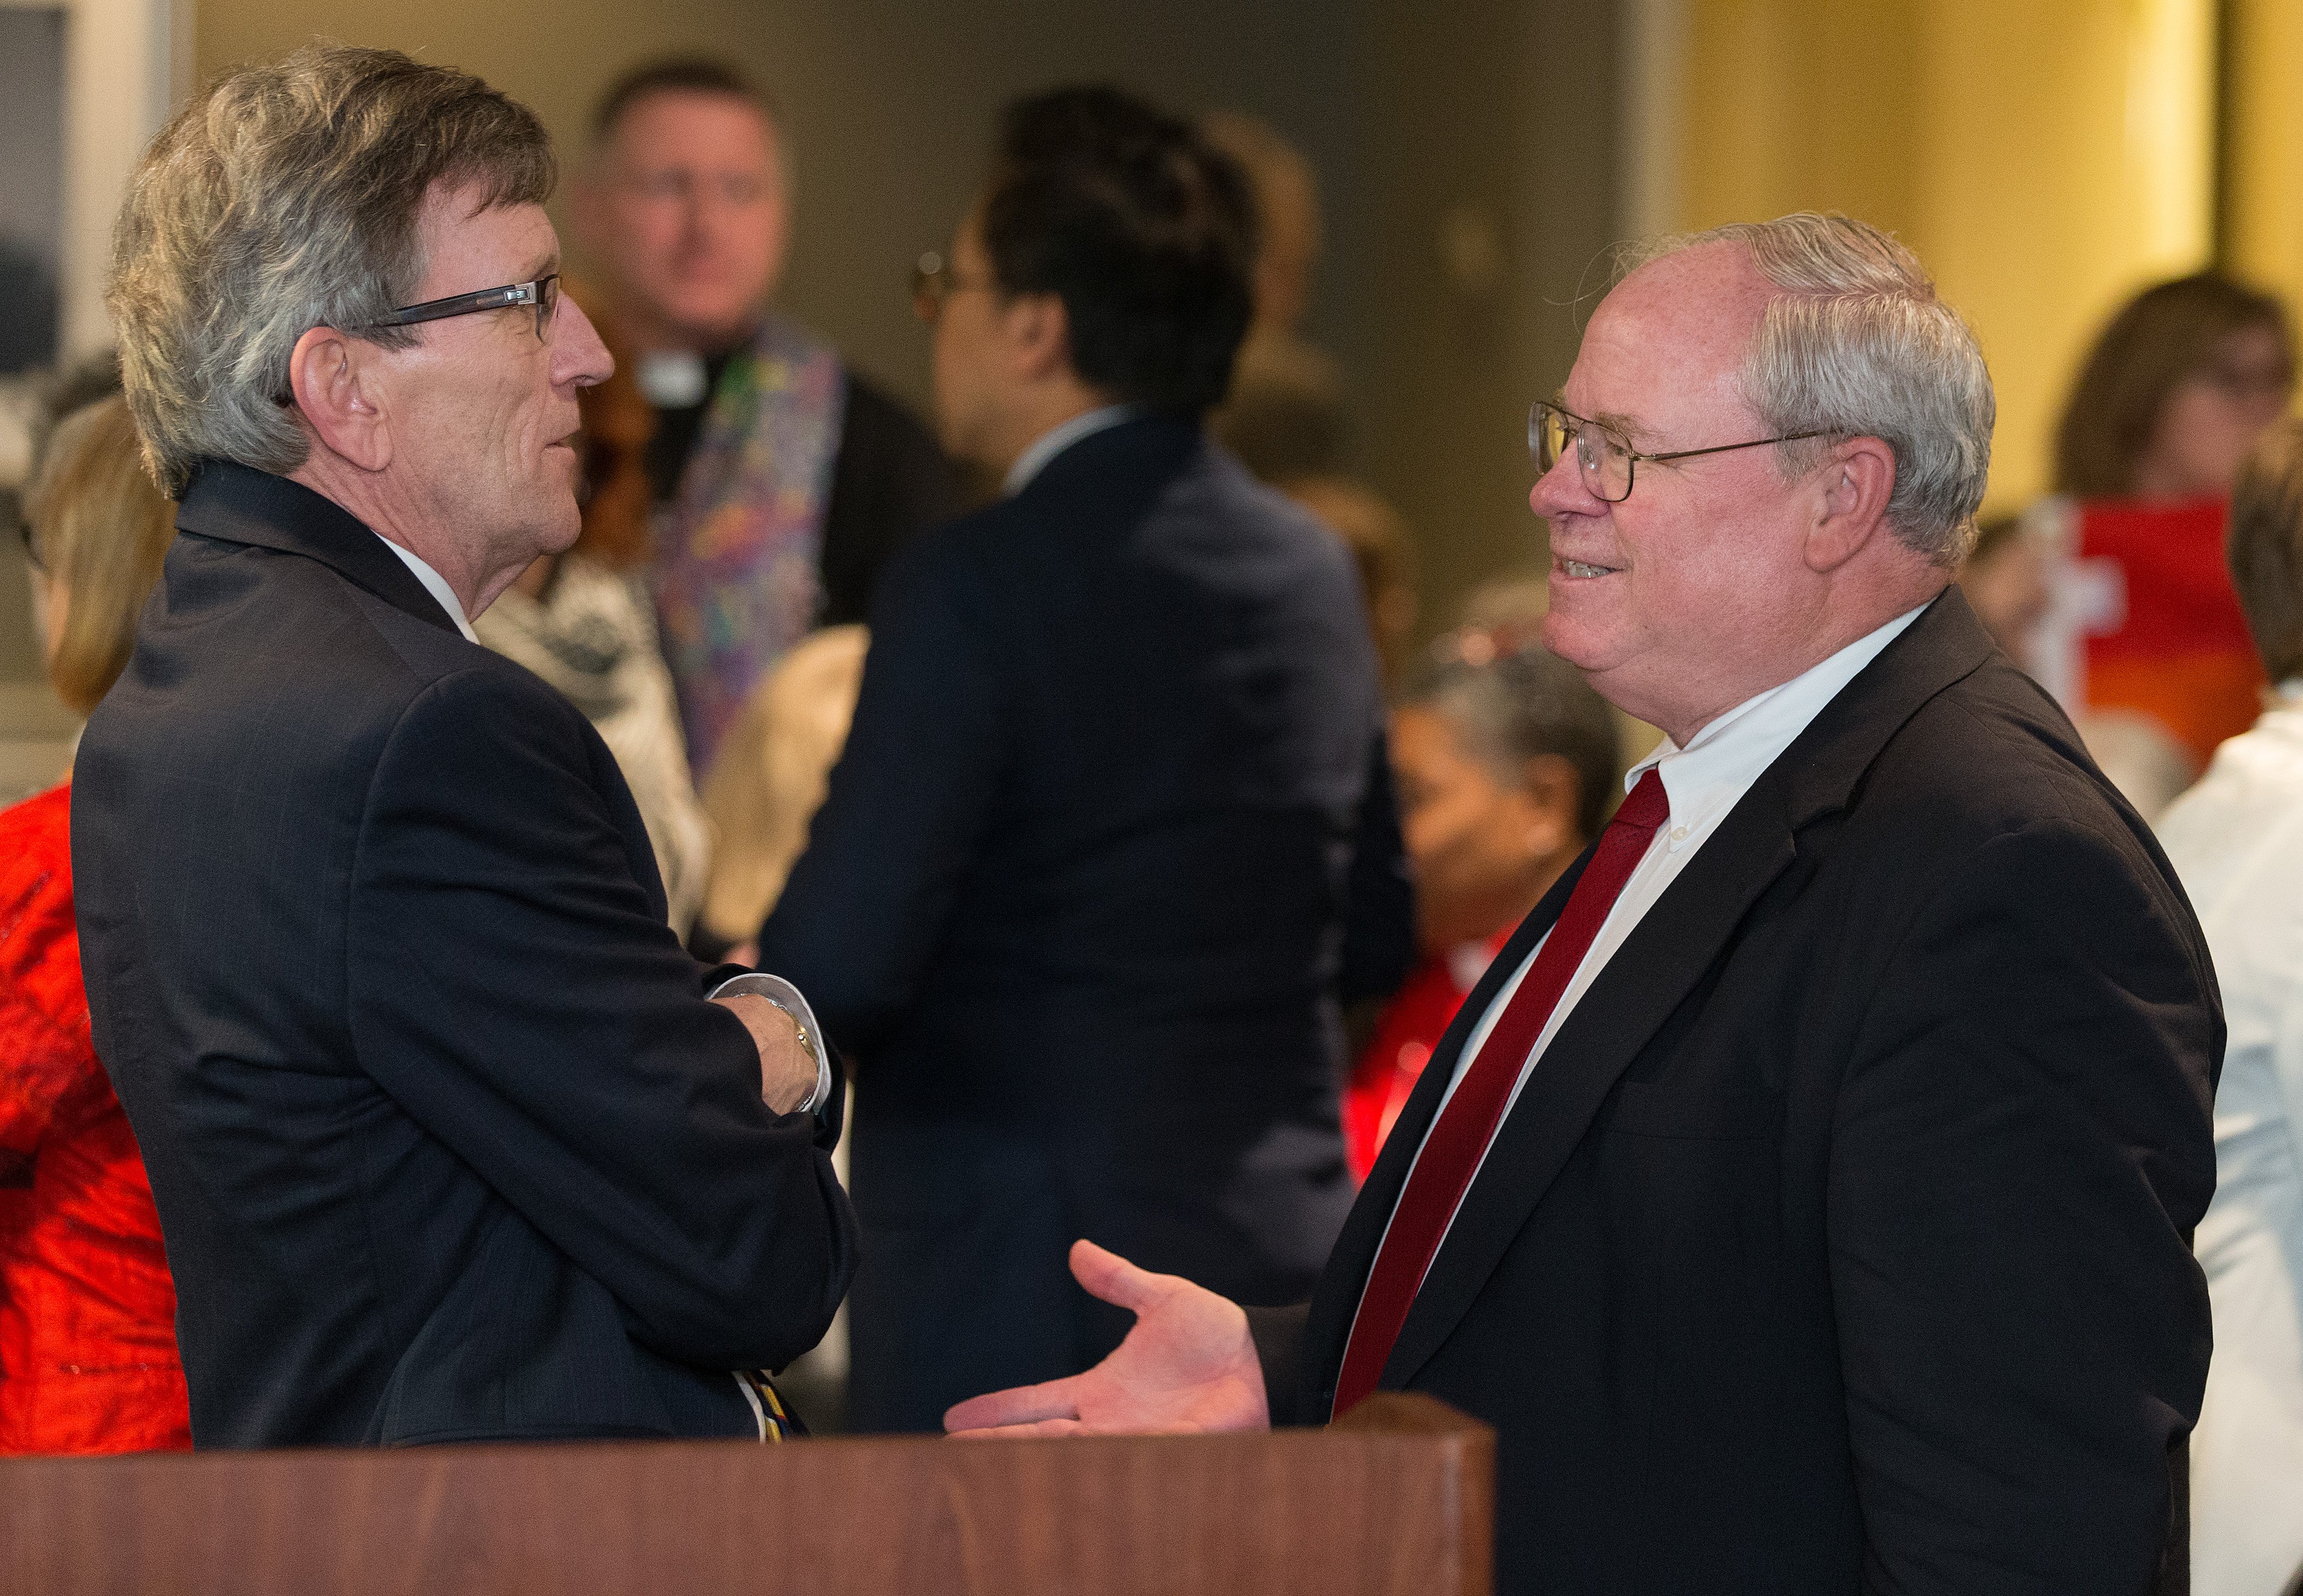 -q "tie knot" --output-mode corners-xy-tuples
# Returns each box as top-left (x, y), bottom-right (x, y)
(1612, 767), (1670, 835)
